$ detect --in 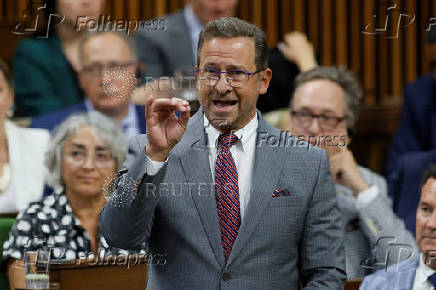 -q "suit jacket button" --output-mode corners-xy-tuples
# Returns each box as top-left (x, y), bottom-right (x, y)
(222, 272), (231, 281)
